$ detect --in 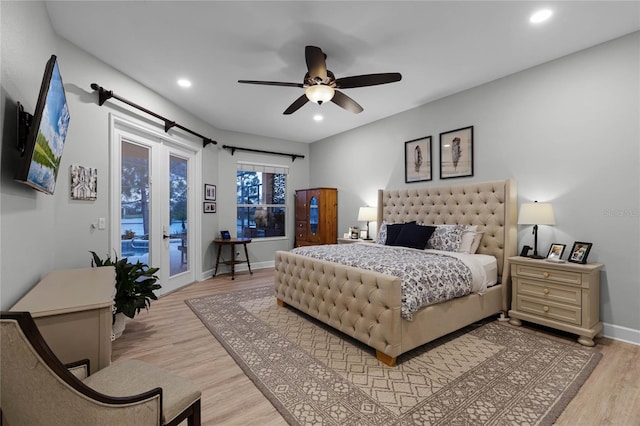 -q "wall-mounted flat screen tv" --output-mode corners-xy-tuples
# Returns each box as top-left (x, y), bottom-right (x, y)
(15, 55), (70, 194)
